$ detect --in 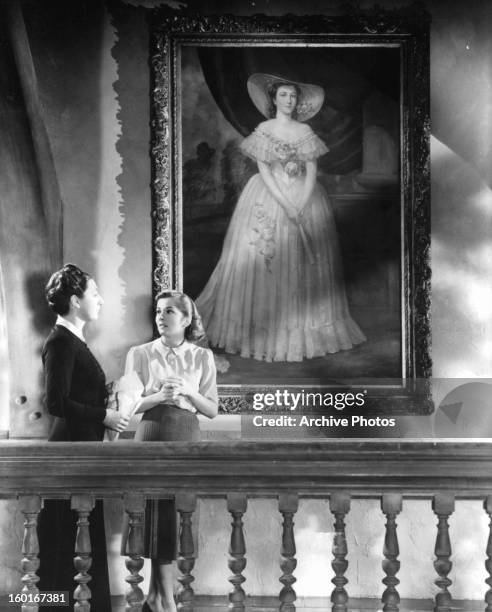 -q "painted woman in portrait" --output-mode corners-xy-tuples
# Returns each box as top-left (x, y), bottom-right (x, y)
(196, 73), (365, 362)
